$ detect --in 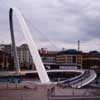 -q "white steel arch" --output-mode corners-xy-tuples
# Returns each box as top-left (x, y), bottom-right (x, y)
(9, 8), (50, 84)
